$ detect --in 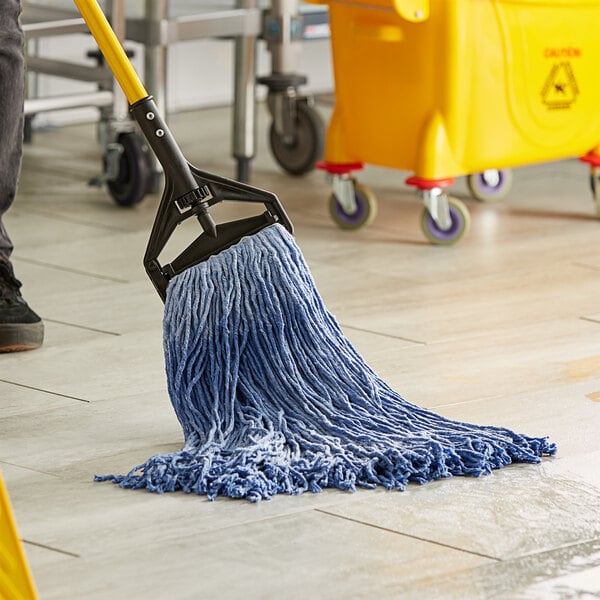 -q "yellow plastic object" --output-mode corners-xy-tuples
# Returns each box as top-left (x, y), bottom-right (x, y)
(0, 471), (38, 600)
(73, 0), (147, 104)
(305, 0), (429, 20)
(320, 0), (600, 180)
(393, 0), (429, 22)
